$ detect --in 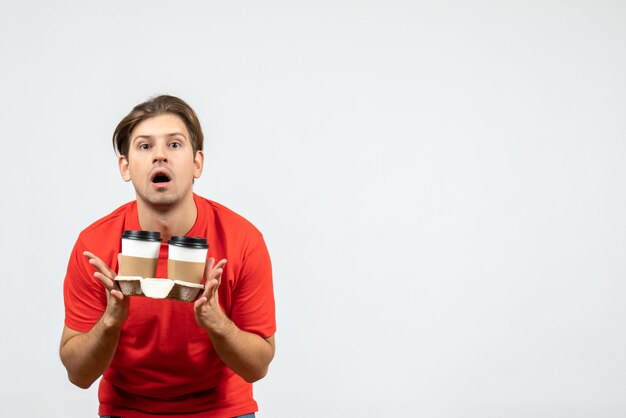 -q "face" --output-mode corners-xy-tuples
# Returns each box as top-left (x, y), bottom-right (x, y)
(119, 113), (203, 209)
